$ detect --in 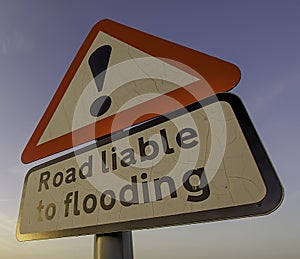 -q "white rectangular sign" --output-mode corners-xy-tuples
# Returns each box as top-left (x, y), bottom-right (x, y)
(17, 93), (283, 241)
